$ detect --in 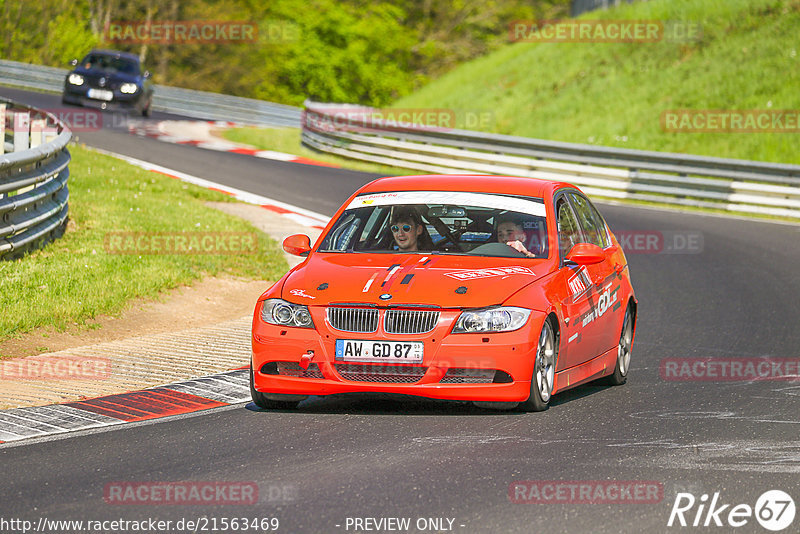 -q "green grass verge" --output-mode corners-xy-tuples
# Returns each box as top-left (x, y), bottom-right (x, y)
(0, 144), (288, 343)
(220, 126), (411, 176)
(392, 0), (800, 165)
